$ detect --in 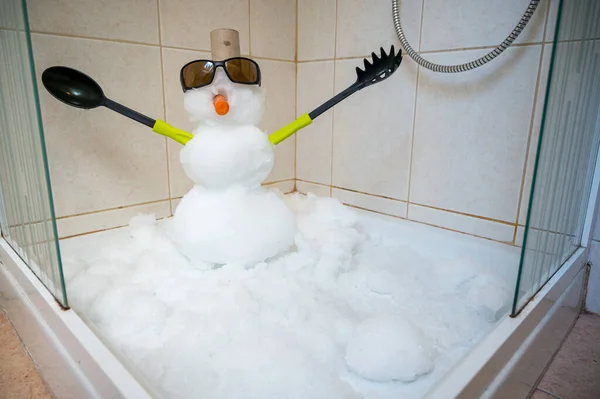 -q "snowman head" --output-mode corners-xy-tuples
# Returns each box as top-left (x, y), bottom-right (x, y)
(180, 57), (265, 127)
